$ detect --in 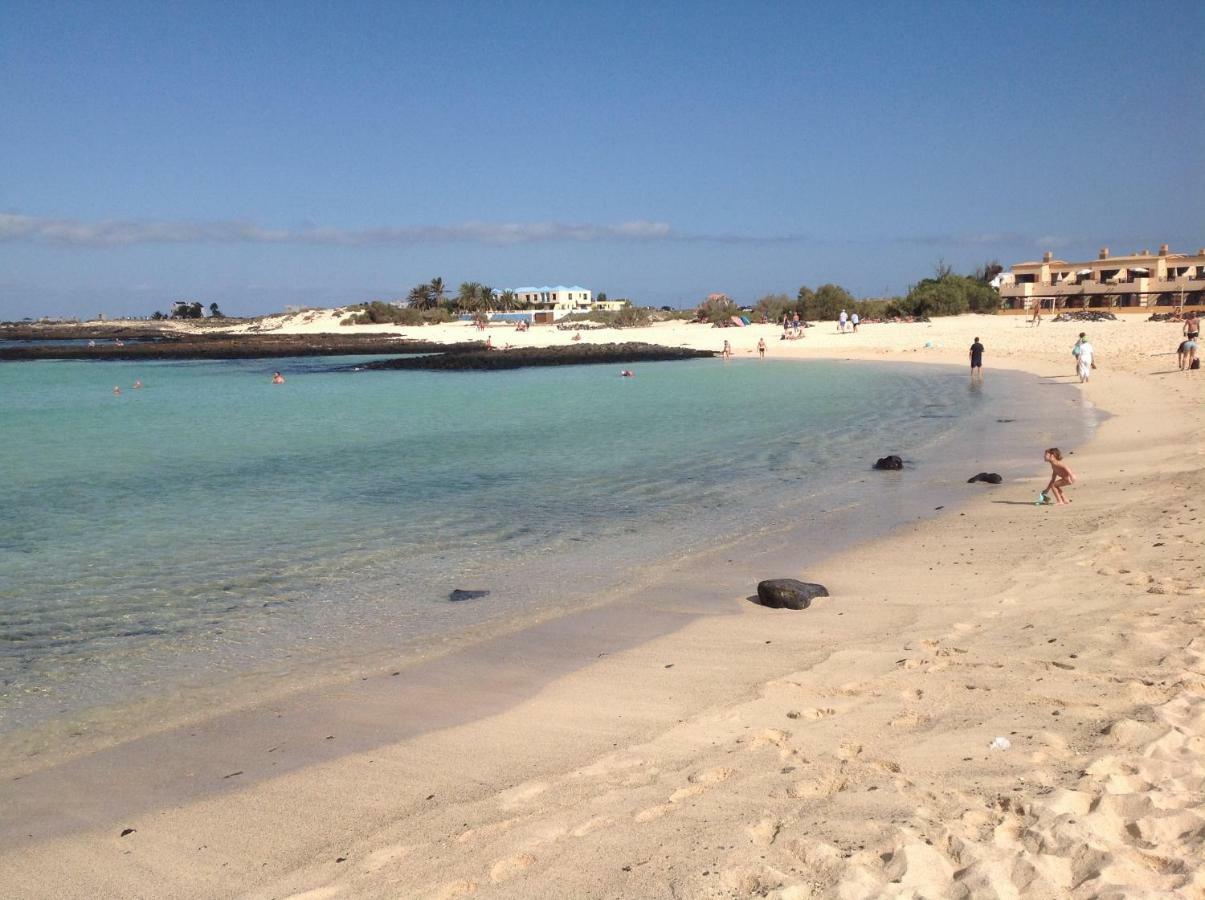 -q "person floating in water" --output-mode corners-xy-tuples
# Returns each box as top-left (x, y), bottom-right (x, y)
(112, 386), (121, 395)
(1039, 447), (1075, 505)
(272, 371), (285, 384)
(620, 369), (634, 377)
(133, 379), (142, 389)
